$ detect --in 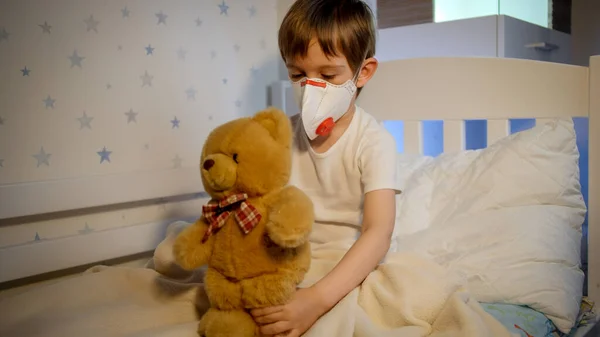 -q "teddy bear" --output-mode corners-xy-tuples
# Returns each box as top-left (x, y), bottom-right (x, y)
(172, 107), (314, 337)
